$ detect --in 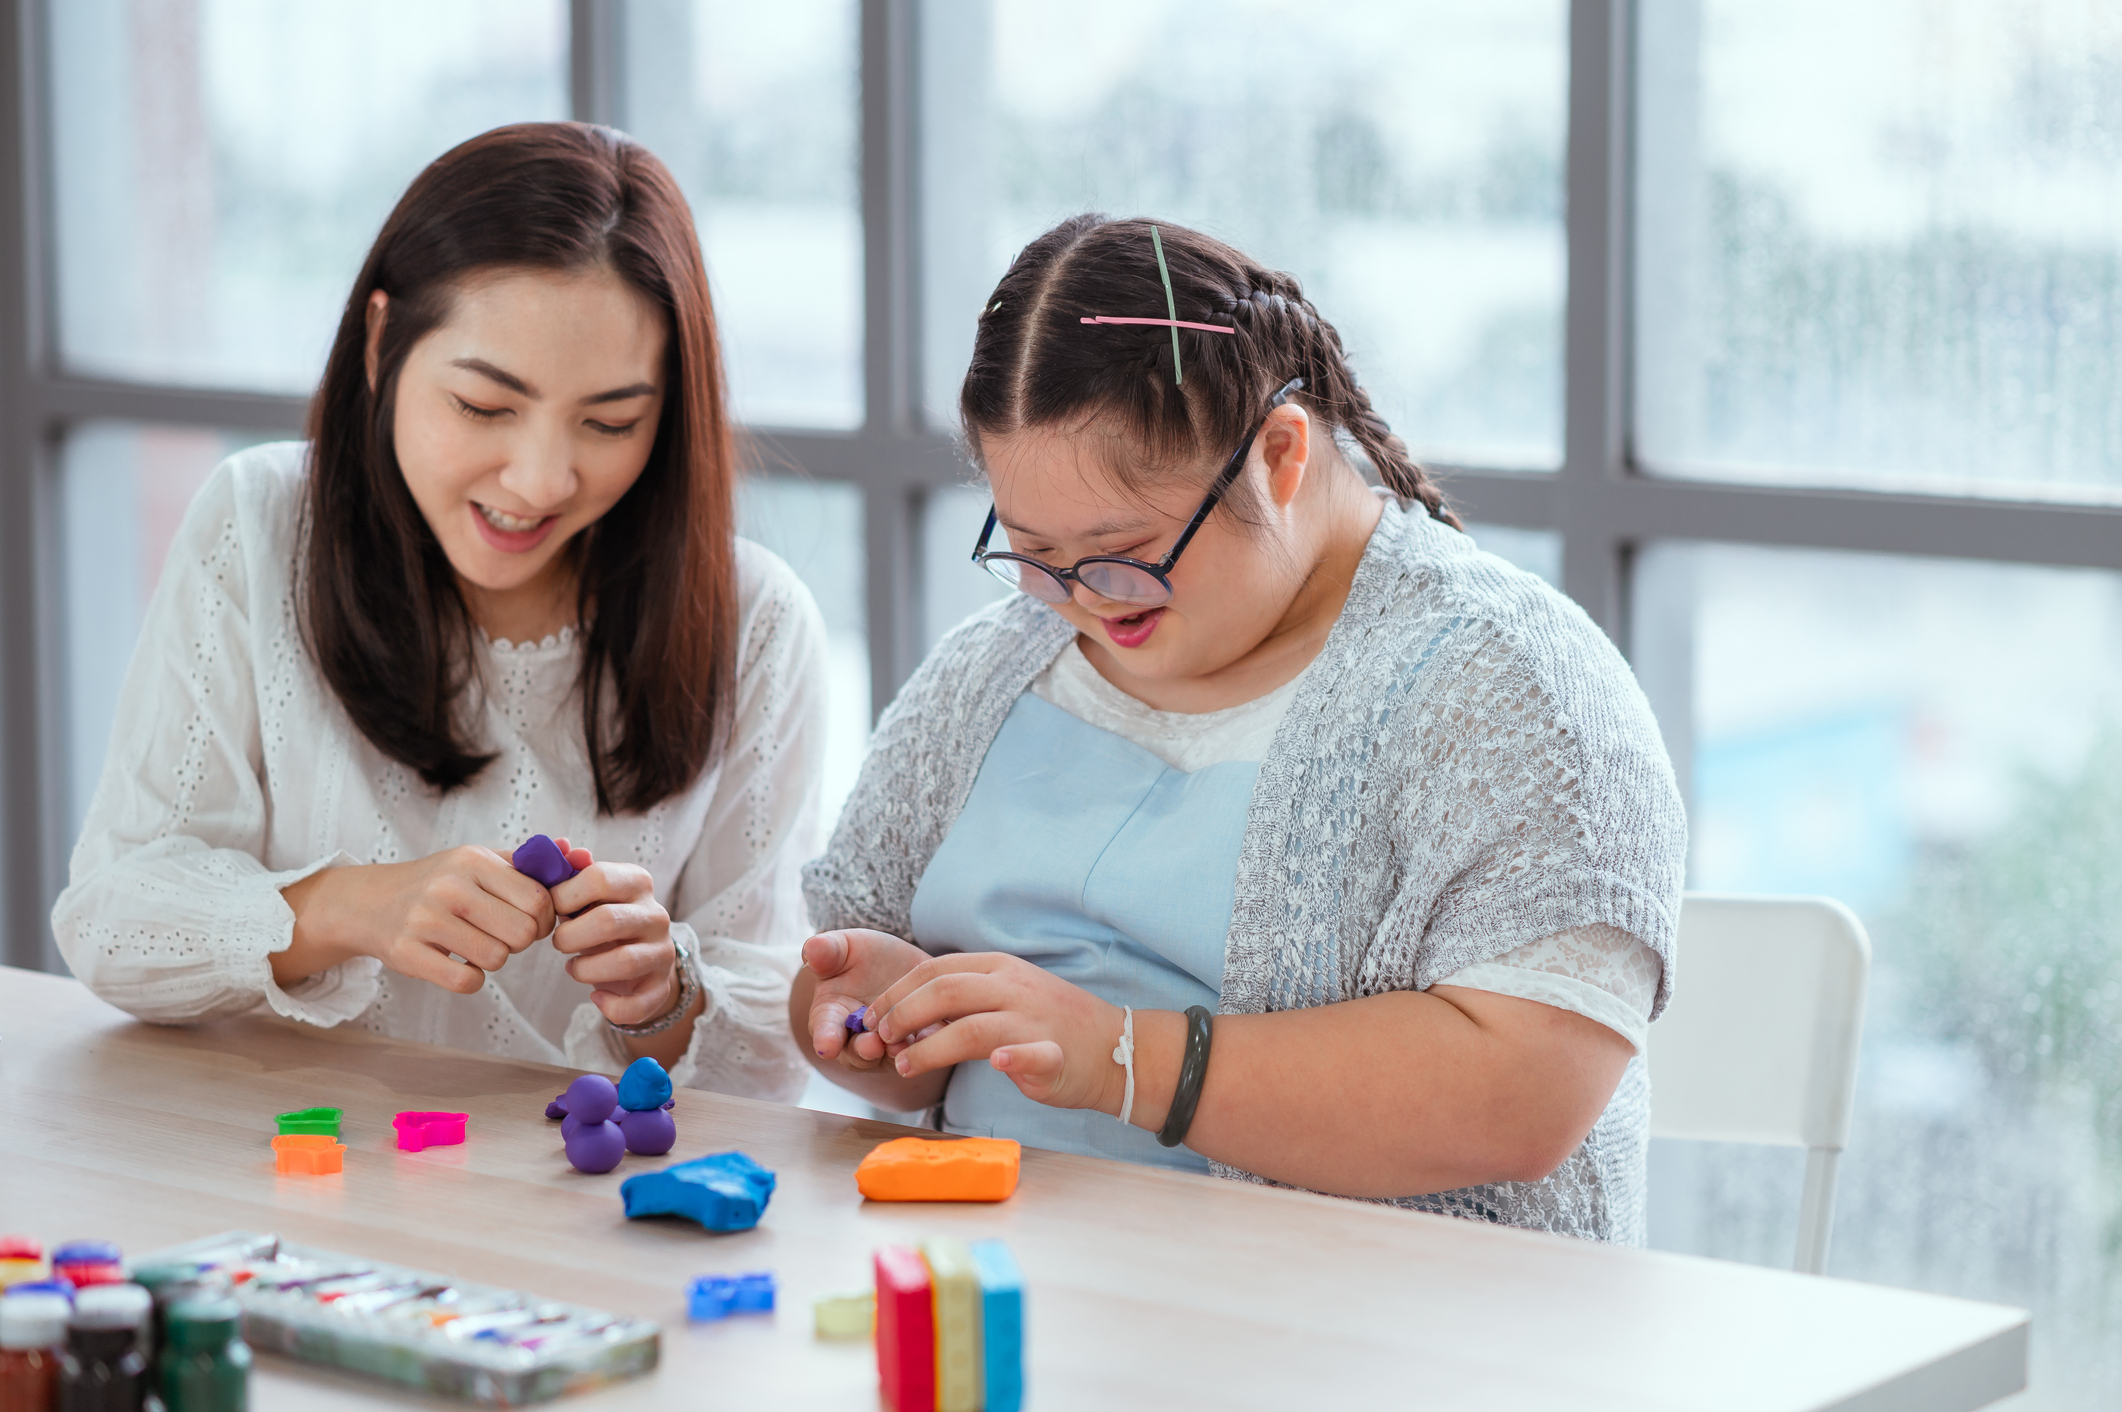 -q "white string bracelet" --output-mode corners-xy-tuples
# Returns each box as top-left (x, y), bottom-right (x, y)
(1112, 1006), (1136, 1127)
